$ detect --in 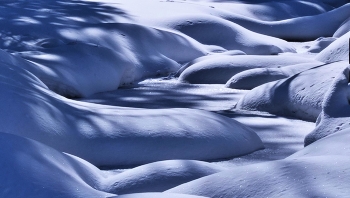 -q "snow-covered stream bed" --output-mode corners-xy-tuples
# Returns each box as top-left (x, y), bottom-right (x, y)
(0, 0), (350, 197)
